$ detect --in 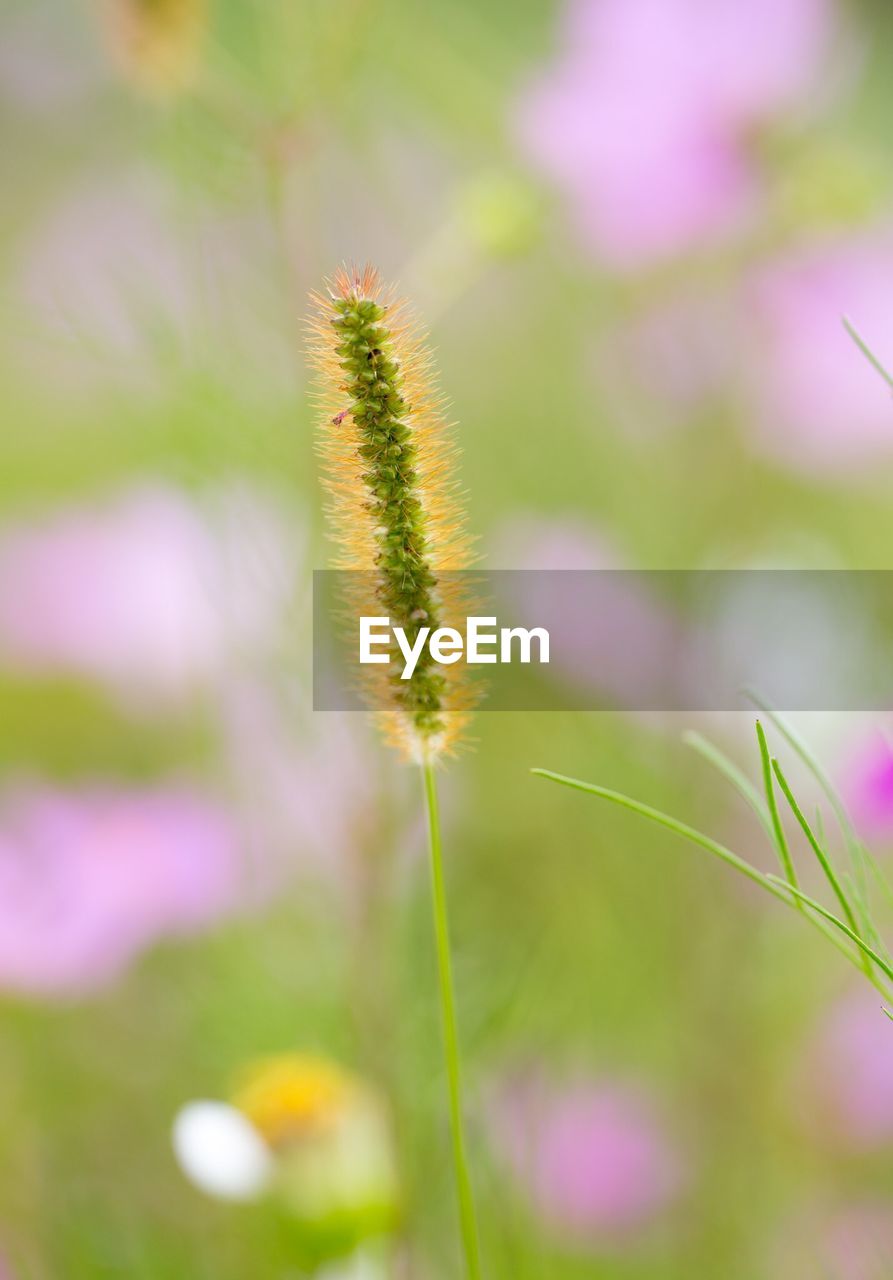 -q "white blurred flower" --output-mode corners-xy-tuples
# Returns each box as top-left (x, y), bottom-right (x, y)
(172, 1100), (273, 1202)
(172, 1055), (400, 1263)
(0, 482), (302, 711)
